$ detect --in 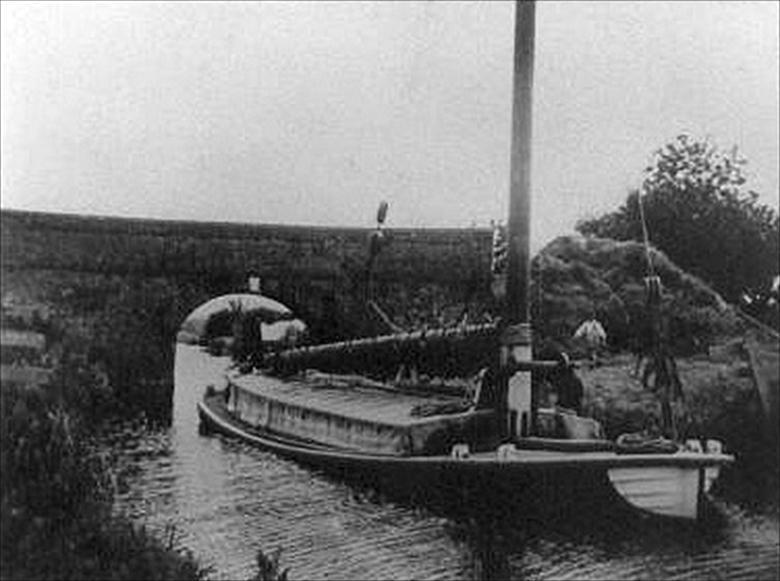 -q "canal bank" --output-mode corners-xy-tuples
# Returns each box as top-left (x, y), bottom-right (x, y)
(0, 303), (210, 581)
